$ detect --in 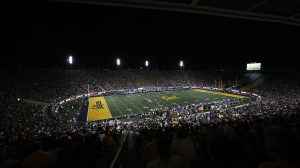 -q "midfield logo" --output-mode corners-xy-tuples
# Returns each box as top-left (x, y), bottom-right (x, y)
(162, 95), (180, 100)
